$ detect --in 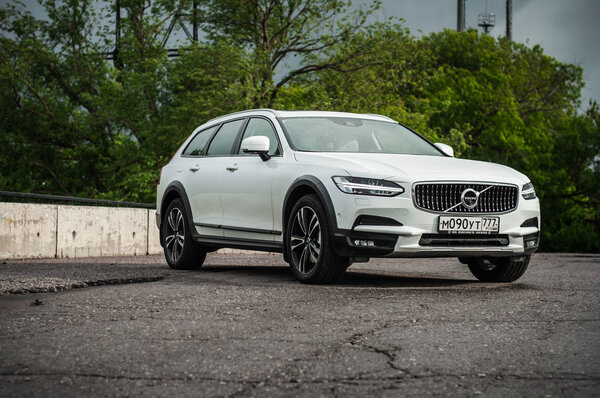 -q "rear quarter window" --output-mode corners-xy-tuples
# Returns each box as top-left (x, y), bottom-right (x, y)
(182, 126), (218, 156)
